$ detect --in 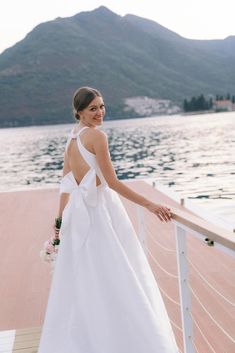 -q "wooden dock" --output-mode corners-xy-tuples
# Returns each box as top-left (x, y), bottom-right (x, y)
(0, 180), (234, 352)
(0, 327), (41, 353)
